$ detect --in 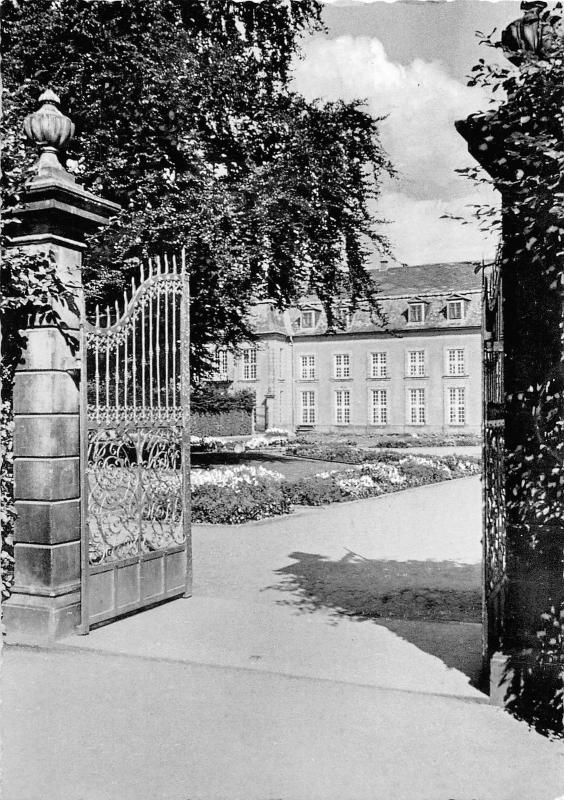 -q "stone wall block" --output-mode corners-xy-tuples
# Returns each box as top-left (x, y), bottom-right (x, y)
(14, 458), (79, 501)
(14, 500), (80, 545)
(14, 415), (79, 457)
(18, 327), (79, 371)
(13, 541), (81, 594)
(14, 372), (79, 414)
